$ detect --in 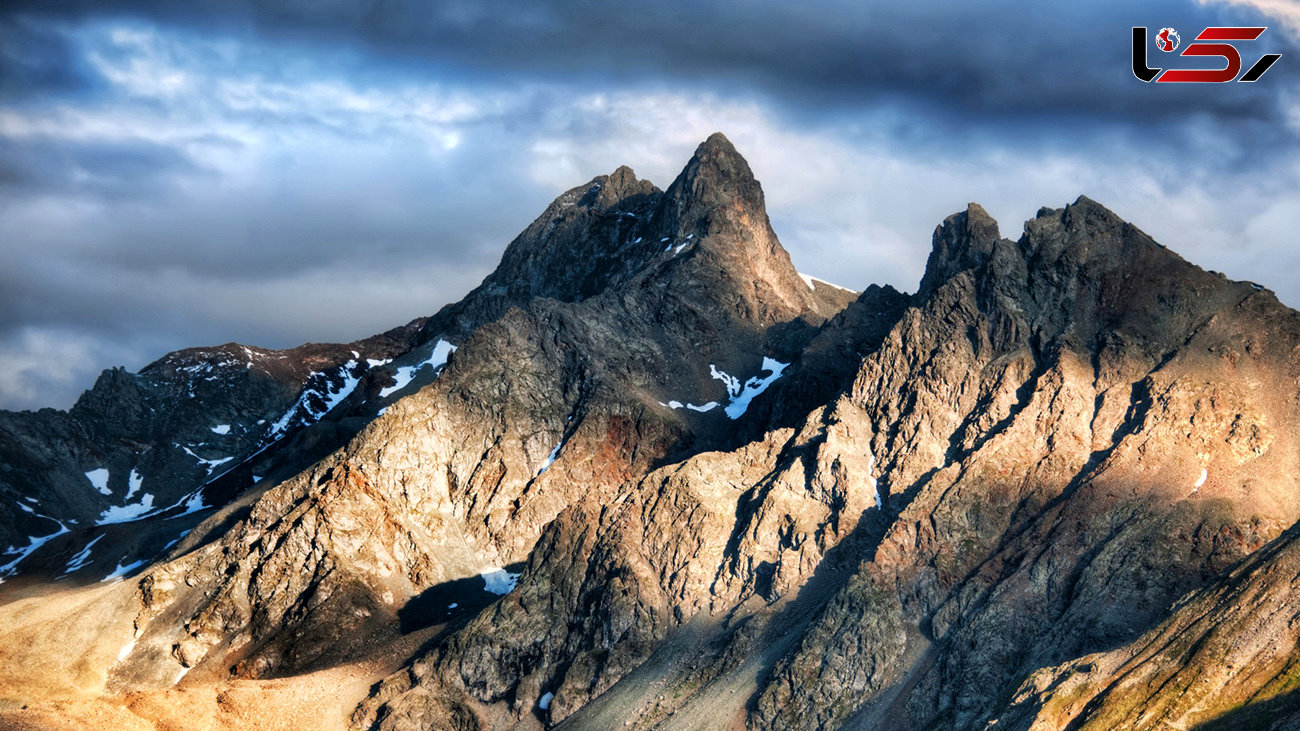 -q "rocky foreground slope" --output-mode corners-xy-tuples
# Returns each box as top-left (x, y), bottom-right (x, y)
(1, 133), (1298, 730)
